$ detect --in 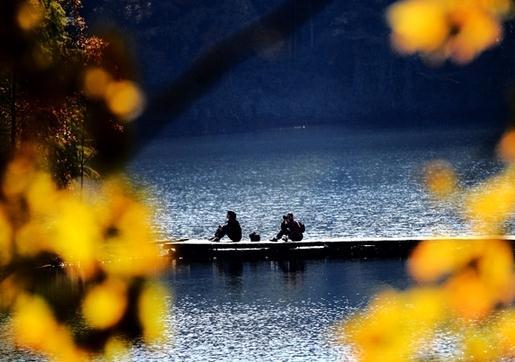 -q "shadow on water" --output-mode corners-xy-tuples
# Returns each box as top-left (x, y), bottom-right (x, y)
(155, 256), (411, 361)
(214, 258), (308, 289)
(1, 256), (412, 361)
(215, 259), (244, 289)
(168, 255), (411, 306)
(277, 259), (306, 287)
